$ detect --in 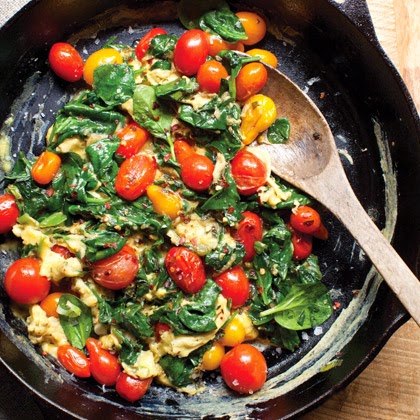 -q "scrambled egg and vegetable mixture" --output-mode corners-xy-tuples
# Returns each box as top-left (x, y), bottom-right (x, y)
(1, 1), (332, 400)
